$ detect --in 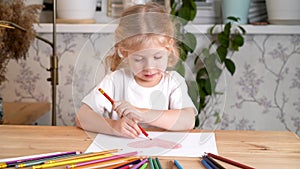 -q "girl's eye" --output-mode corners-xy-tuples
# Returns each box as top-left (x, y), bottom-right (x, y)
(134, 57), (144, 62)
(154, 55), (163, 60)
